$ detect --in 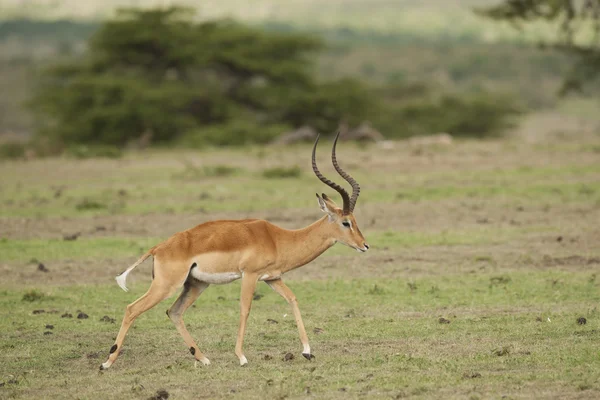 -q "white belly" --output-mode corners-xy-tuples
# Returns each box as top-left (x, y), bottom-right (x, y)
(190, 269), (241, 284)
